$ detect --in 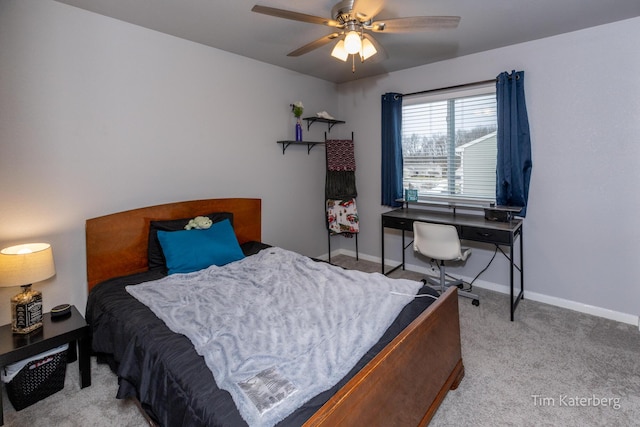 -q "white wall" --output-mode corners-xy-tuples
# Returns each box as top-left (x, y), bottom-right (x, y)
(0, 0), (341, 324)
(1, 1), (638, 327)
(337, 17), (640, 323)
